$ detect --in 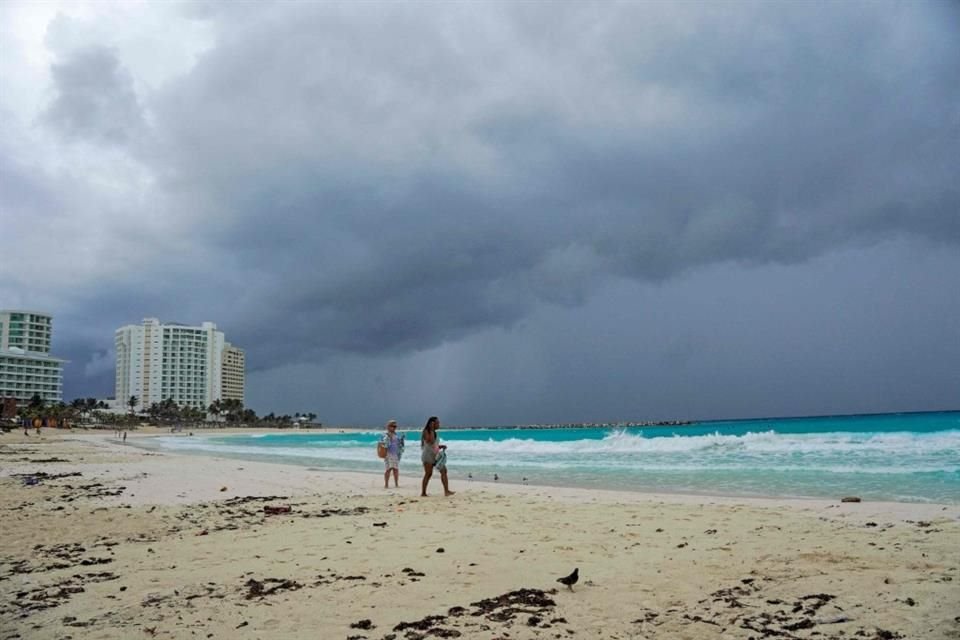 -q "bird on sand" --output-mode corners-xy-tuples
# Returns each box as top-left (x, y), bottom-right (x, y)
(557, 568), (579, 591)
